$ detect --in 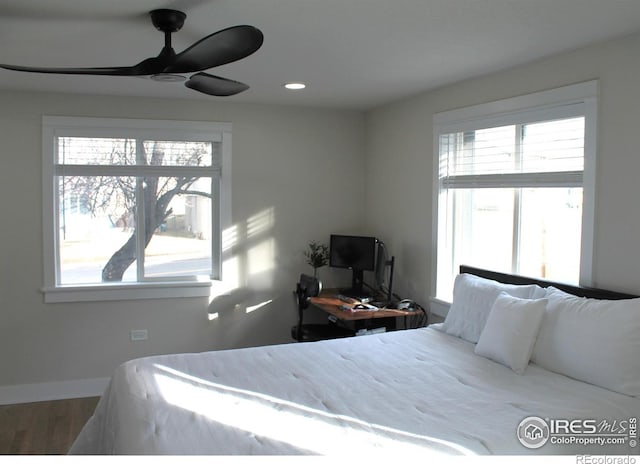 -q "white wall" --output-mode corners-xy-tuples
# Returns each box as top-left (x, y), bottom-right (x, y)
(0, 90), (365, 397)
(365, 31), (640, 309)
